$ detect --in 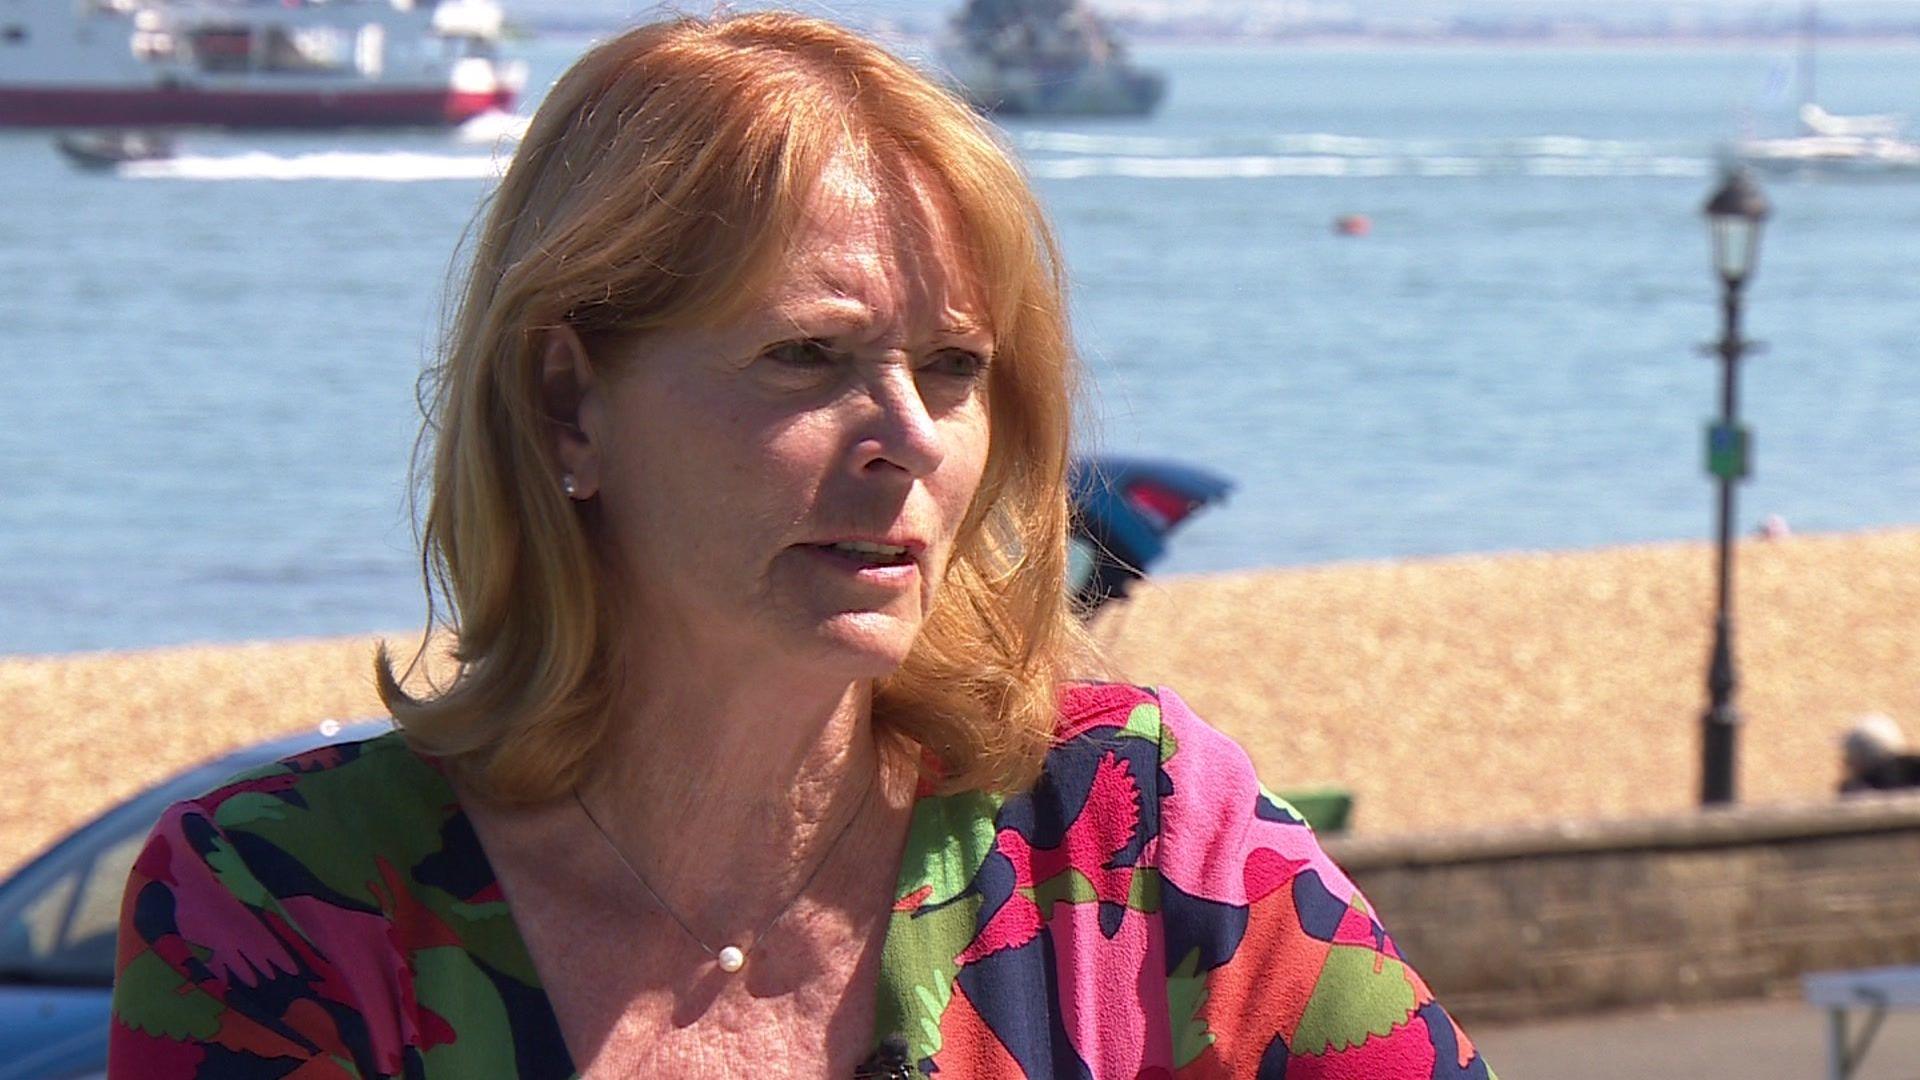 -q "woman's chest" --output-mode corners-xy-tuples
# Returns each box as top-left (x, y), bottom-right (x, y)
(531, 908), (889, 1078)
